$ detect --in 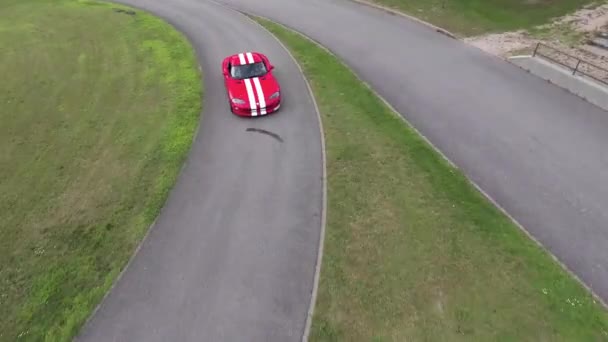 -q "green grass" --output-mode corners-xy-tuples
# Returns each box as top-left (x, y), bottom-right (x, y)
(255, 17), (608, 341)
(364, 0), (606, 36)
(0, 0), (201, 340)
(530, 21), (588, 46)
